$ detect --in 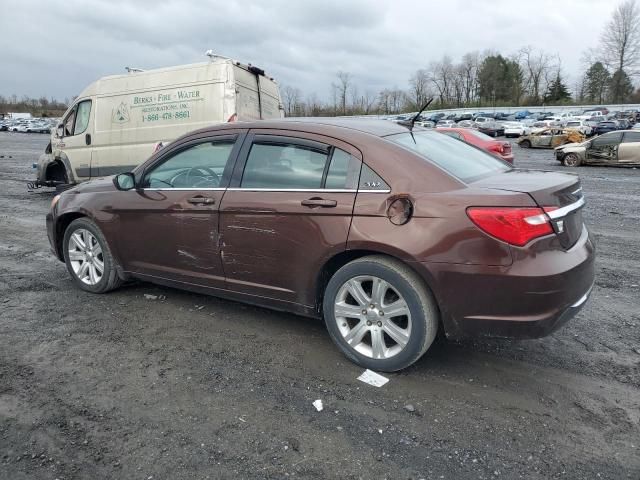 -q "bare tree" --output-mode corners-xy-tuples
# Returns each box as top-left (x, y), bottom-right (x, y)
(281, 85), (301, 117)
(518, 46), (553, 104)
(408, 69), (430, 110)
(335, 71), (352, 115)
(460, 52), (481, 105)
(599, 0), (640, 76)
